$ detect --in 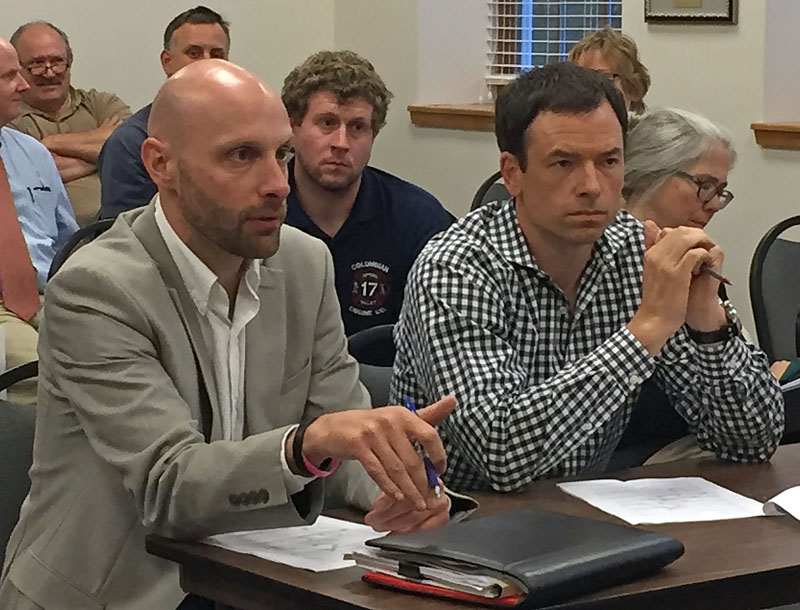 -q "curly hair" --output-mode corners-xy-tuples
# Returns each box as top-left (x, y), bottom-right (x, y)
(568, 28), (650, 114)
(282, 50), (393, 135)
